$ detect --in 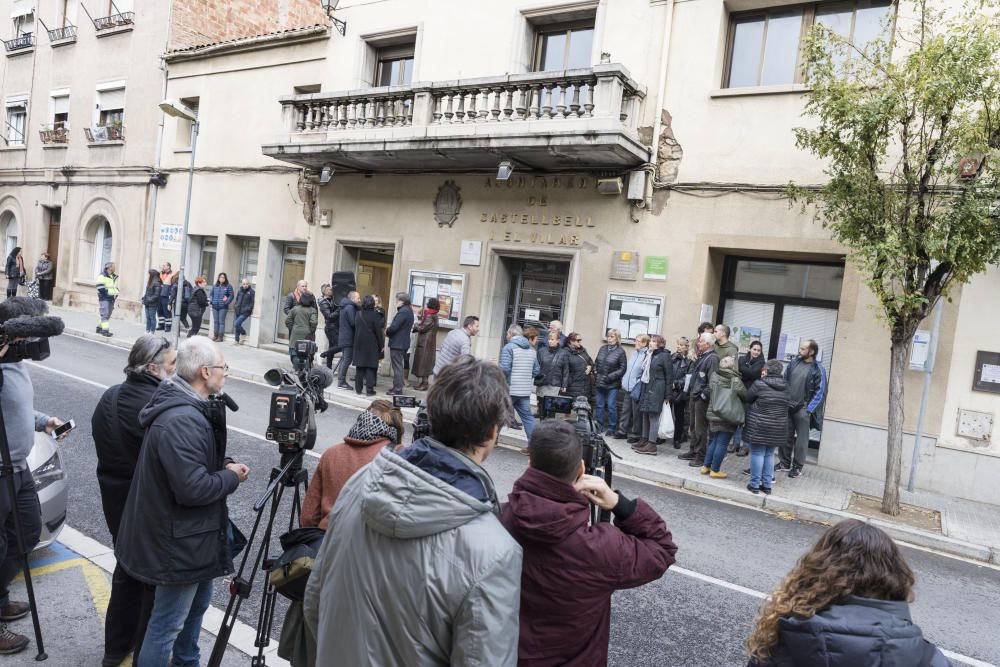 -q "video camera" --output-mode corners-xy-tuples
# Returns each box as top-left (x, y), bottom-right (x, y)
(542, 395), (620, 523)
(264, 341), (332, 453)
(0, 298), (64, 364)
(392, 394), (431, 441)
